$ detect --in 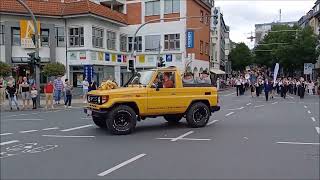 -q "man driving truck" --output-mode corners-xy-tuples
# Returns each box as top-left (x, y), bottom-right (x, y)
(163, 72), (174, 88)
